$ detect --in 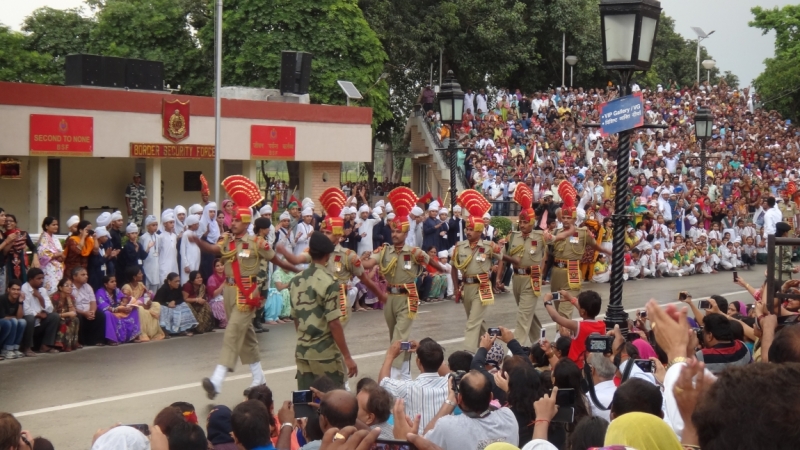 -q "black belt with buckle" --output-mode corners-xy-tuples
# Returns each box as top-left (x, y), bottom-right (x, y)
(387, 285), (409, 295)
(514, 267), (532, 275)
(464, 276), (481, 284)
